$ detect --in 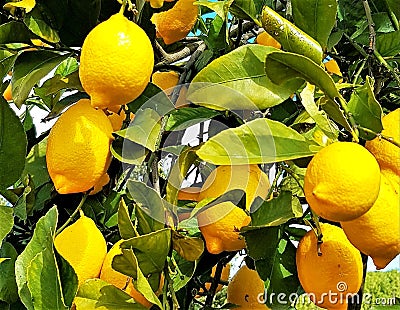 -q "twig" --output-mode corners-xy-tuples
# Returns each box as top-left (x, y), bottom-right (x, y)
(373, 50), (400, 86)
(357, 125), (400, 148)
(362, 0), (376, 54)
(56, 194), (88, 235)
(155, 41), (204, 67)
(235, 19), (243, 48)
